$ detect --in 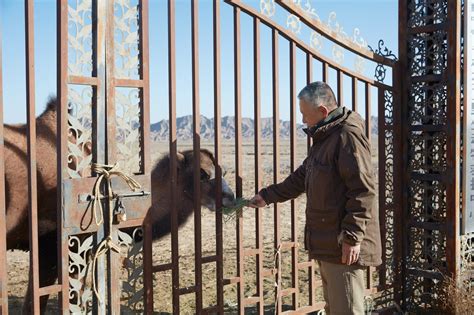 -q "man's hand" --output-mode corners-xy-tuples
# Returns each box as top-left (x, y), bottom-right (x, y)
(341, 242), (360, 265)
(248, 194), (267, 208)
